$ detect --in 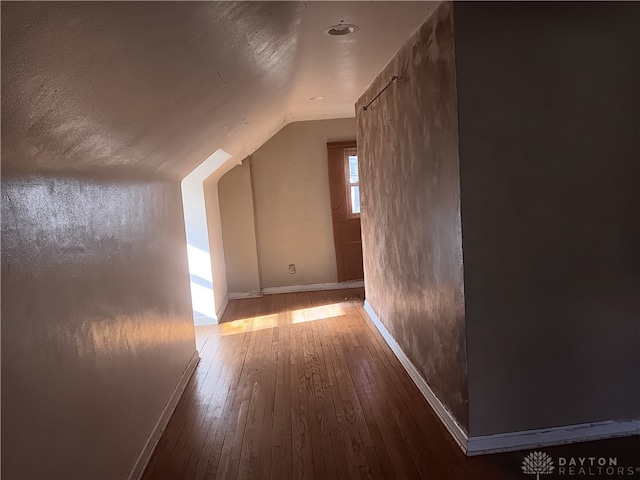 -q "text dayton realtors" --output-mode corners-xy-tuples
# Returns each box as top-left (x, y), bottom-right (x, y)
(557, 457), (635, 476)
